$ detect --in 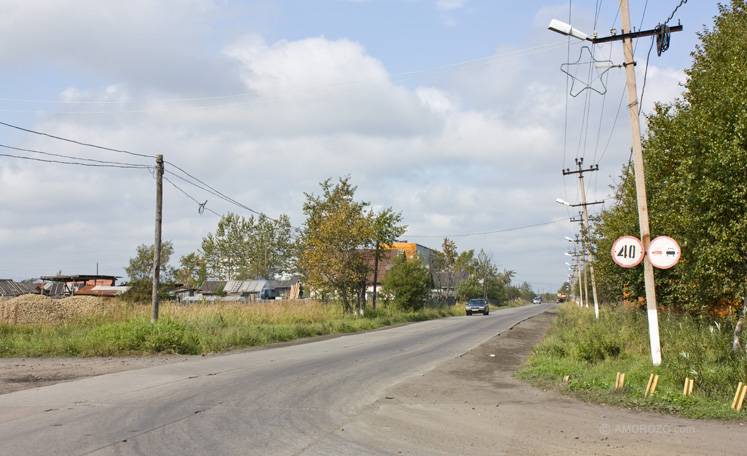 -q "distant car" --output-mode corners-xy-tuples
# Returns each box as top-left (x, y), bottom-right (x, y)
(466, 298), (489, 316)
(532, 297), (542, 305)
